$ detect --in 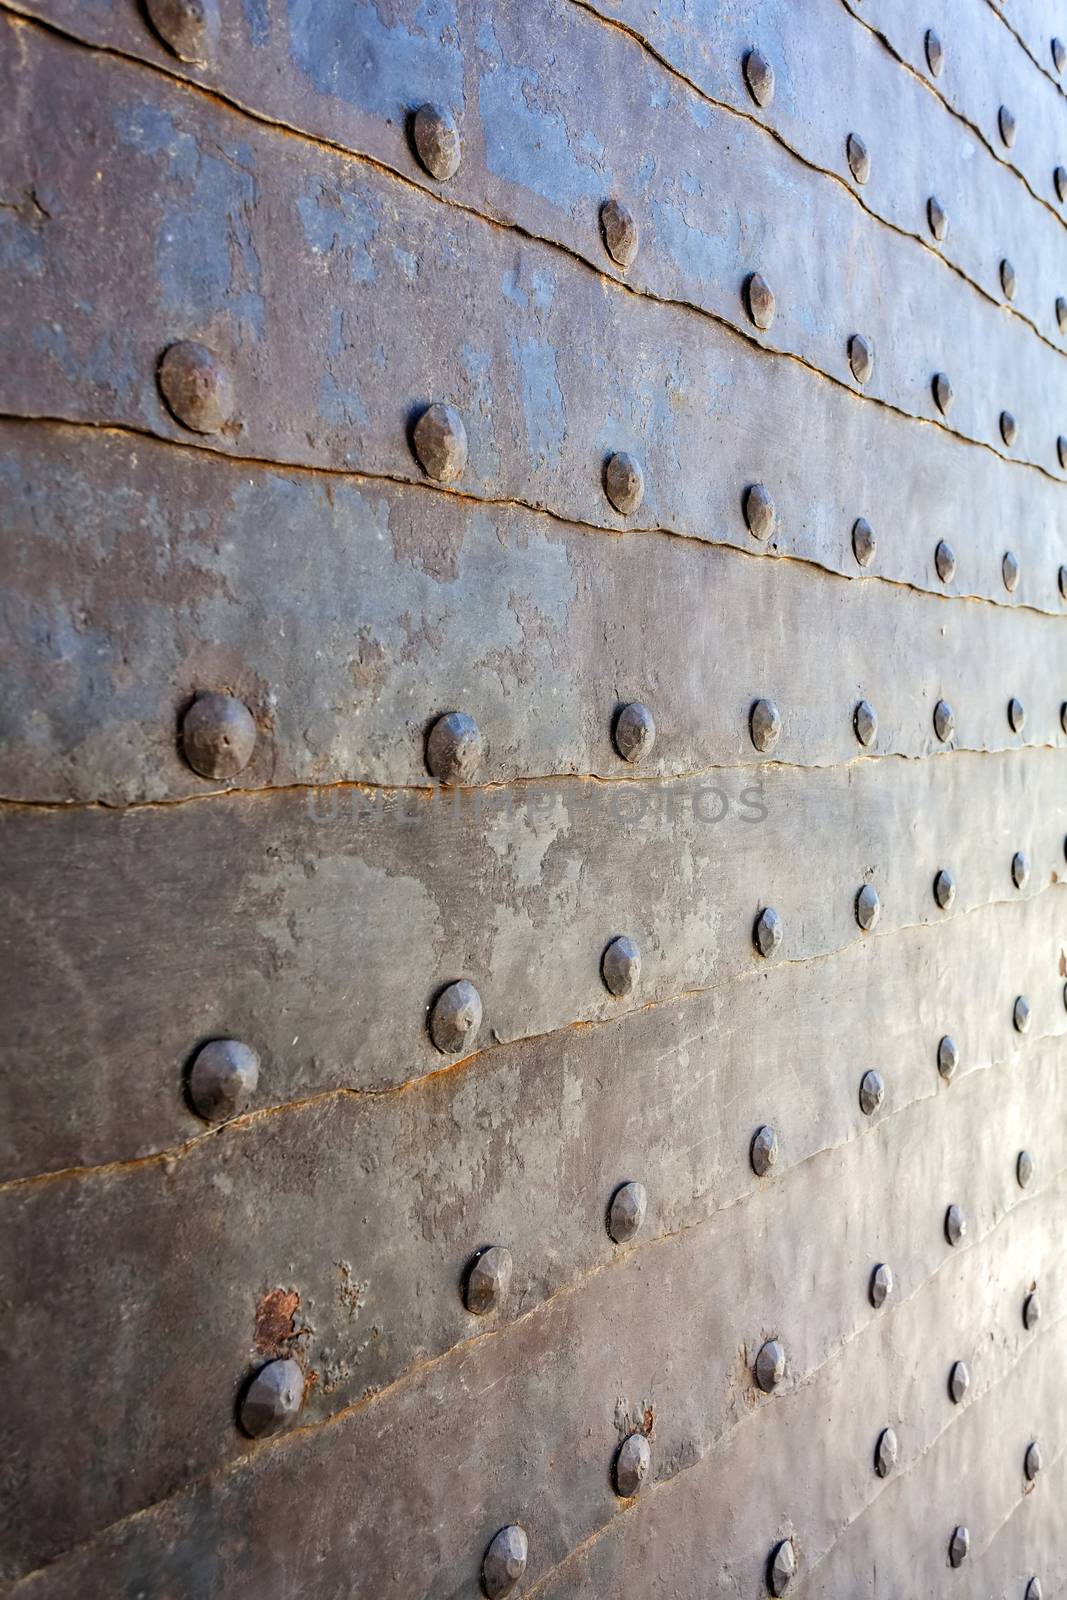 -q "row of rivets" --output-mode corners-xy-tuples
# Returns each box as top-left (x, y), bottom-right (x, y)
(177, 679), (1062, 791)
(187, 968), (1045, 1130)
(154, 341), (1067, 569)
